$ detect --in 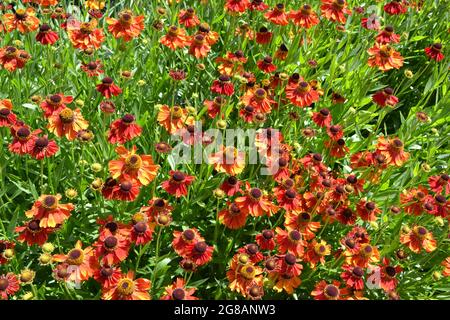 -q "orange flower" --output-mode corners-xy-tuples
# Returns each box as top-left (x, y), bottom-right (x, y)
(356, 199), (381, 222)
(346, 243), (380, 267)
(107, 114), (142, 144)
(227, 254), (264, 297)
(235, 183), (278, 217)
(376, 136), (409, 166)
(311, 280), (349, 300)
(160, 278), (199, 300)
(2, 7), (40, 33)
(320, 0), (351, 24)
(157, 105), (192, 134)
(0, 46), (31, 72)
(0, 99), (16, 127)
(218, 202), (248, 230)
(93, 230), (130, 265)
(304, 240), (331, 269)
(53, 240), (95, 282)
(106, 10), (144, 41)
(284, 211), (321, 240)
(208, 146), (246, 175)
(47, 107), (89, 140)
(189, 34), (211, 59)
(172, 228), (204, 257)
(367, 44), (404, 71)
(275, 227), (306, 257)
(68, 19), (105, 50)
(178, 8), (200, 28)
(102, 271), (151, 300)
(108, 145), (159, 186)
(264, 4), (289, 25)
(285, 81), (320, 108)
(40, 93), (73, 118)
(160, 26), (190, 50)
(400, 226), (437, 253)
(442, 257), (450, 277)
(240, 88), (275, 114)
(25, 194), (74, 228)
(290, 4), (320, 28)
